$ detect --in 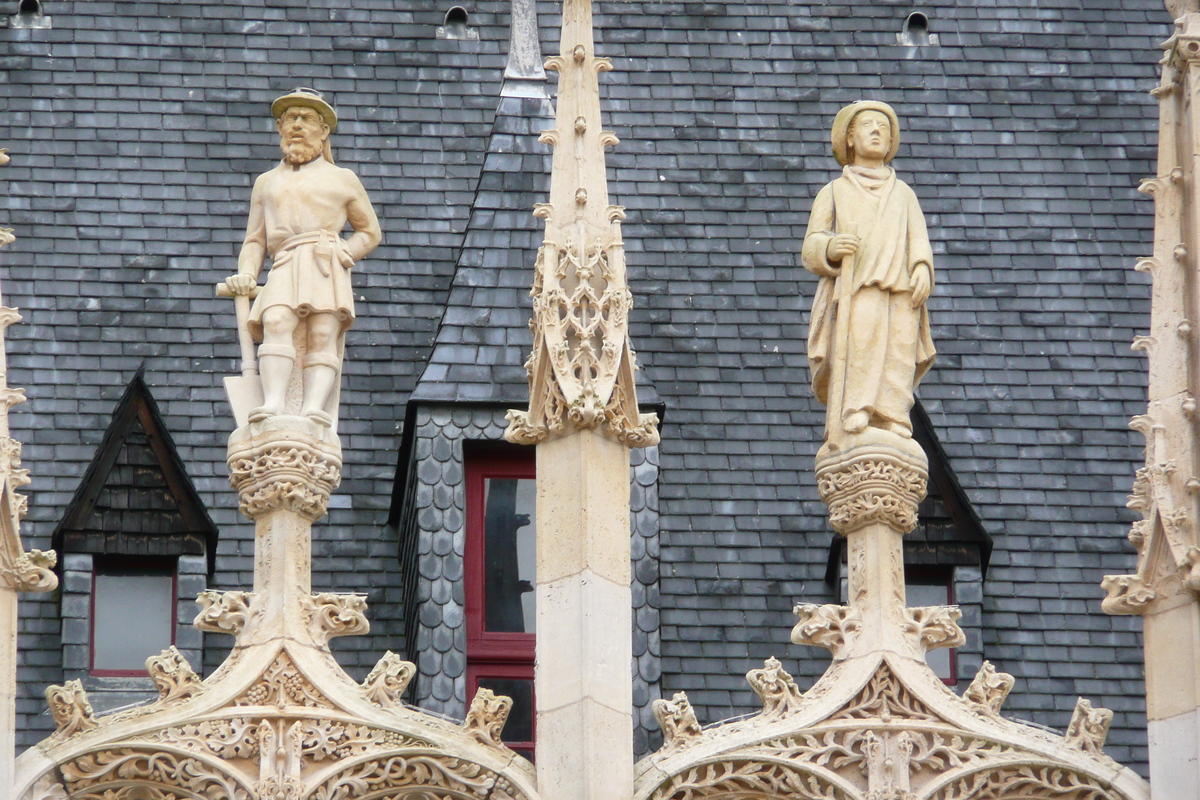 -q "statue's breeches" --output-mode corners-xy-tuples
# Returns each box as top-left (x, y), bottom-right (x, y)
(842, 287), (918, 430)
